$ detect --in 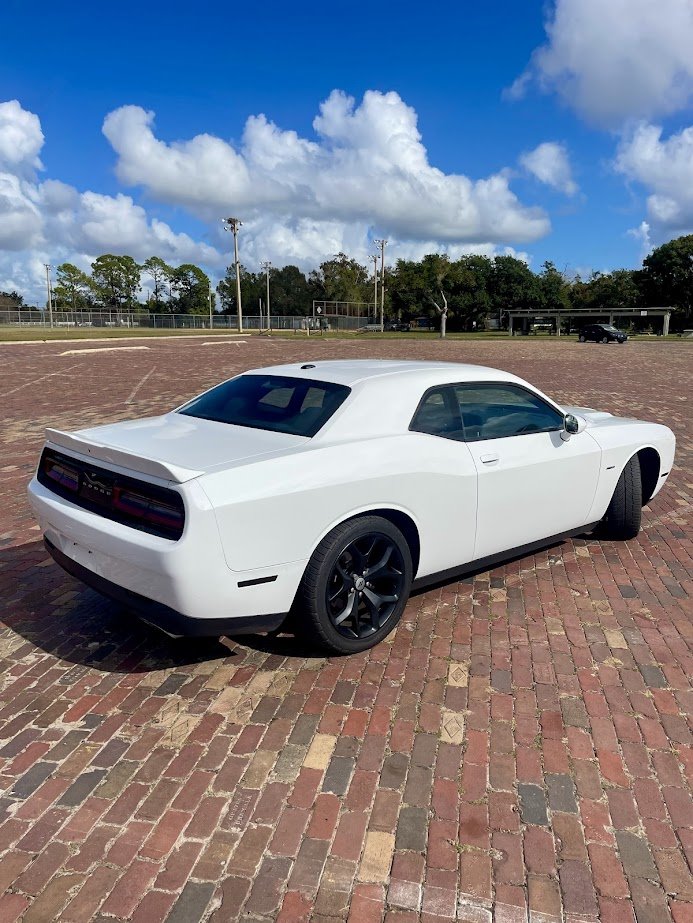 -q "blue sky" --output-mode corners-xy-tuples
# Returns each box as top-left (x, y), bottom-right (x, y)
(1, 0), (693, 301)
